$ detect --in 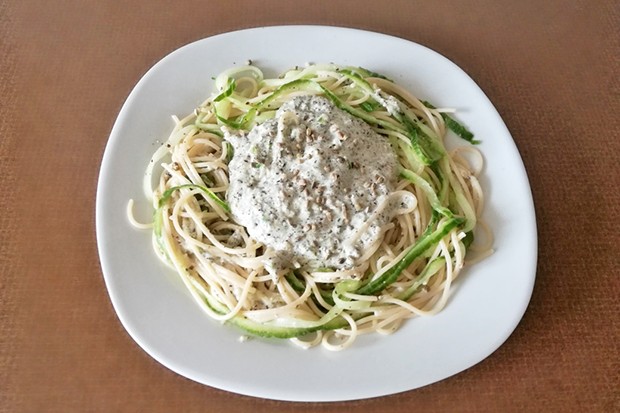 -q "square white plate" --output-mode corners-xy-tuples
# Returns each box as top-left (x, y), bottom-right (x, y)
(96, 26), (537, 402)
